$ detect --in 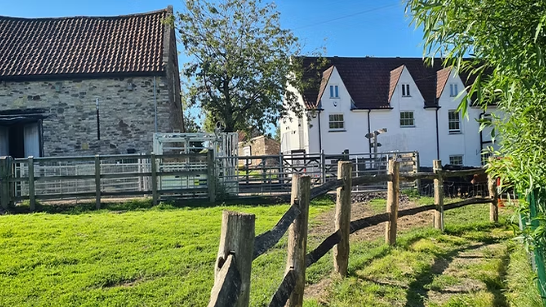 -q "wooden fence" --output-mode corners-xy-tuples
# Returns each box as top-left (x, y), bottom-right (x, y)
(0, 152), (216, 211)
(207, 159), (498, 307)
